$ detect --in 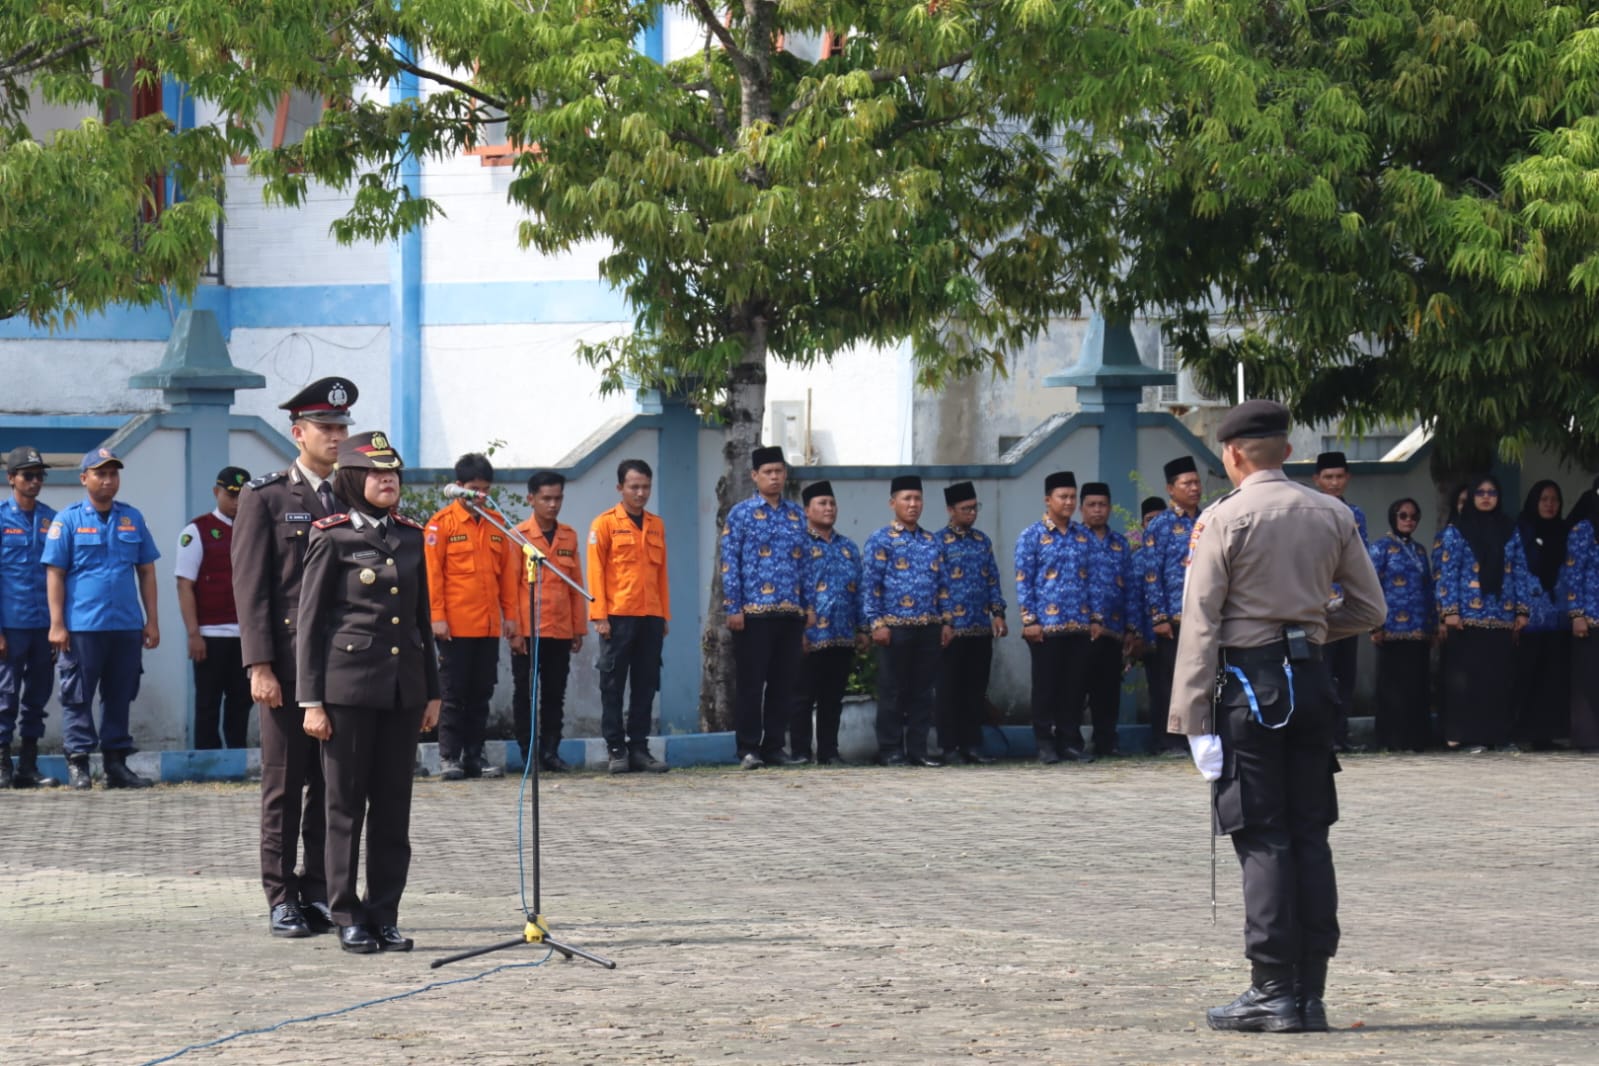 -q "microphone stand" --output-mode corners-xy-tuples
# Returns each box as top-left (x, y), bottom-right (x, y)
(430, 492), (615, 971)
